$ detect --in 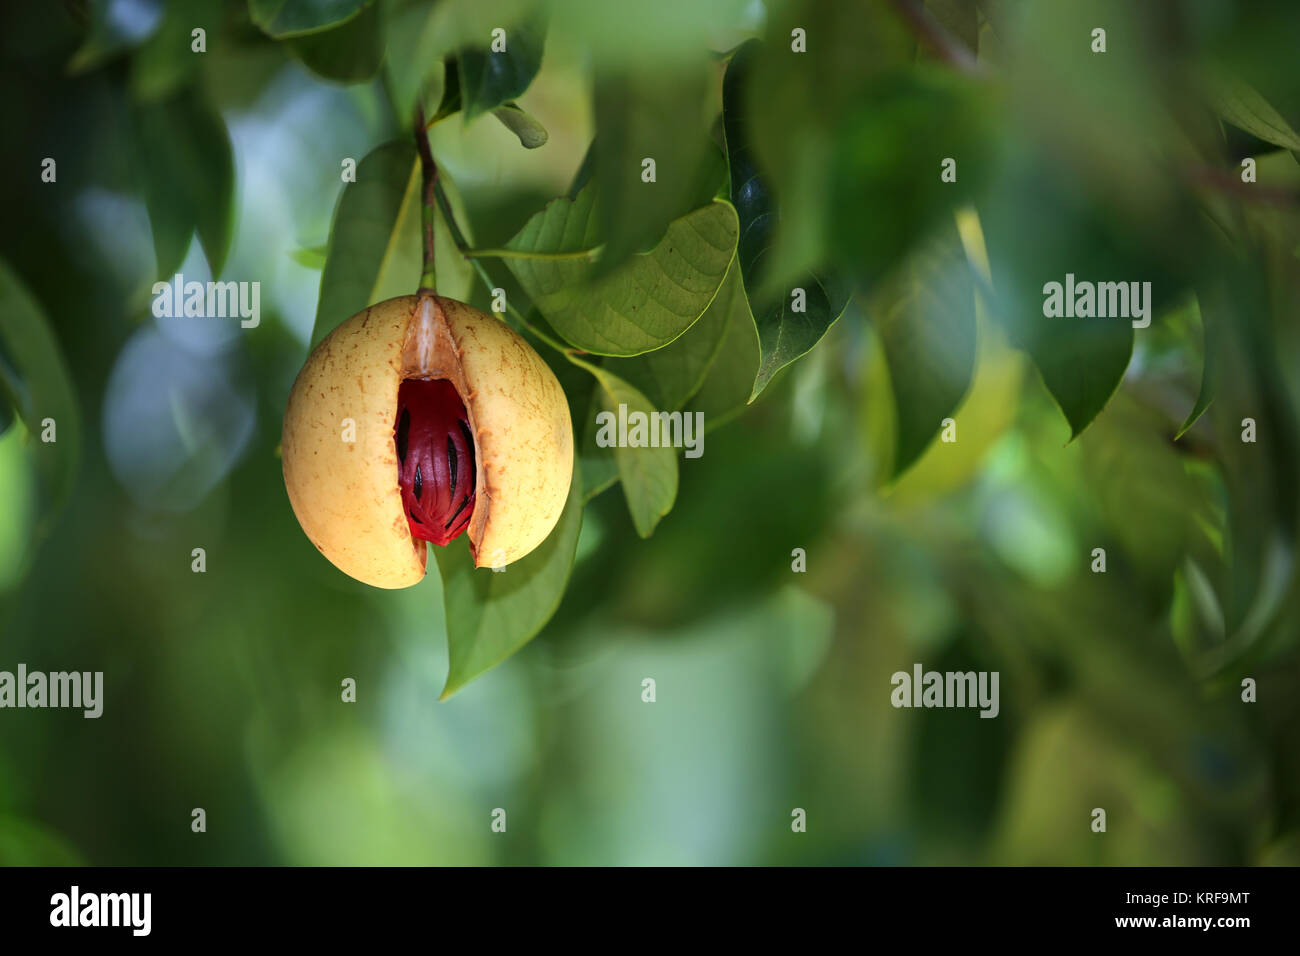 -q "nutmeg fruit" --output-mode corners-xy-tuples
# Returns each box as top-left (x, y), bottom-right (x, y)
(282, 294), (573, 588)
